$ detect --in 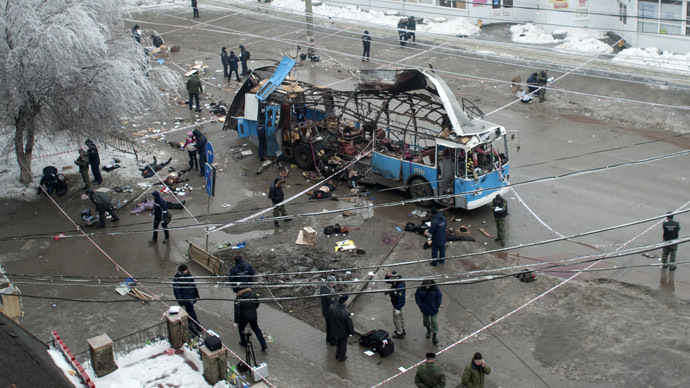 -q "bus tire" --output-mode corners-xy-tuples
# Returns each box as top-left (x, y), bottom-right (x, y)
(293, 143), (314, 170)
(409, 178), (433, 208)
